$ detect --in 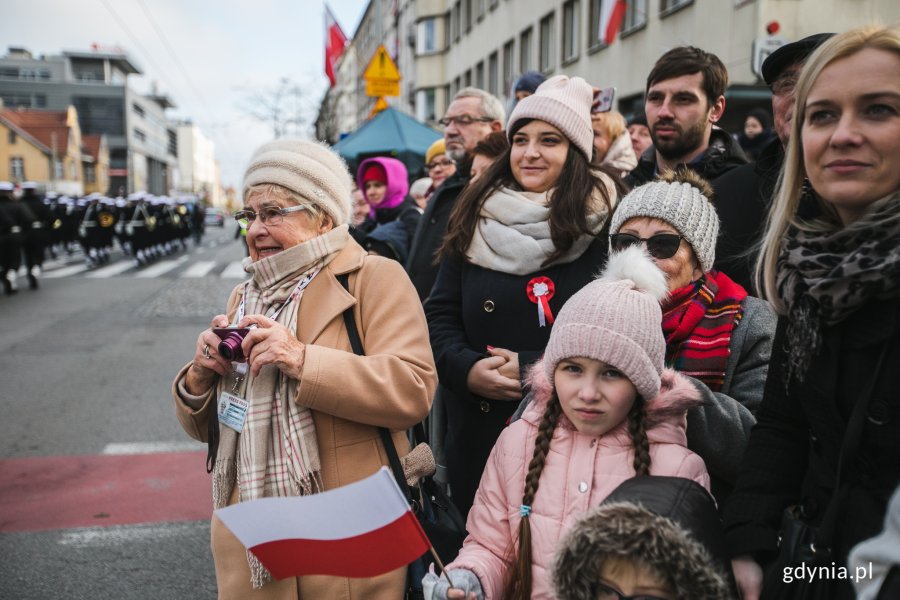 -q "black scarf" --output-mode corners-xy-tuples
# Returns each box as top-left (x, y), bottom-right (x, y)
(776, 192), (900, 382)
